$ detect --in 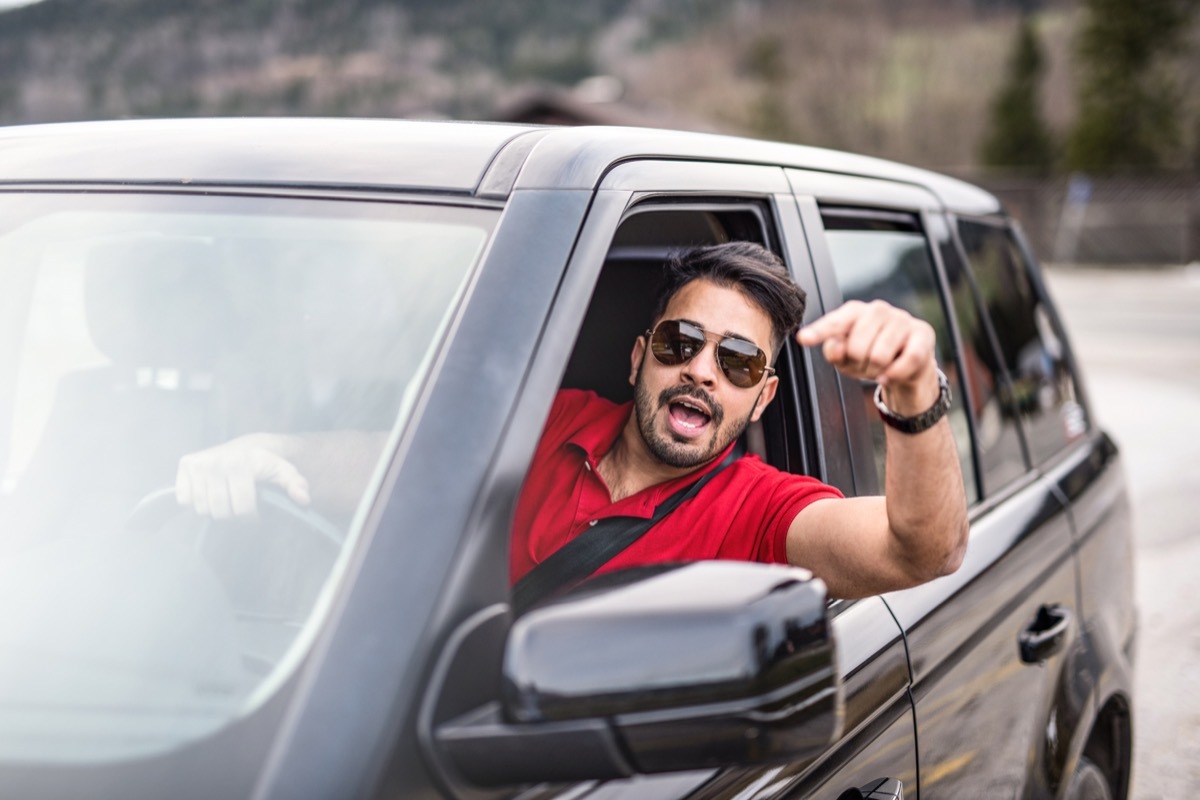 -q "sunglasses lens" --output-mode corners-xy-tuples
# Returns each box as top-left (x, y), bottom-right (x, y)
(648, 320), (768, 388)
(649, 321), (704, 366)
(718, 339), (766, 388)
